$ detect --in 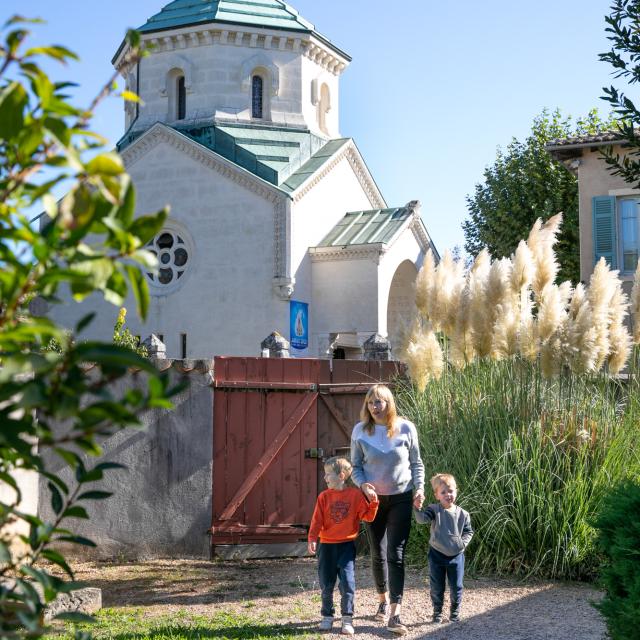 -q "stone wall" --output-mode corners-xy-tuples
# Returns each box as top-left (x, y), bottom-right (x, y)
(38, 360), (215, 560)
